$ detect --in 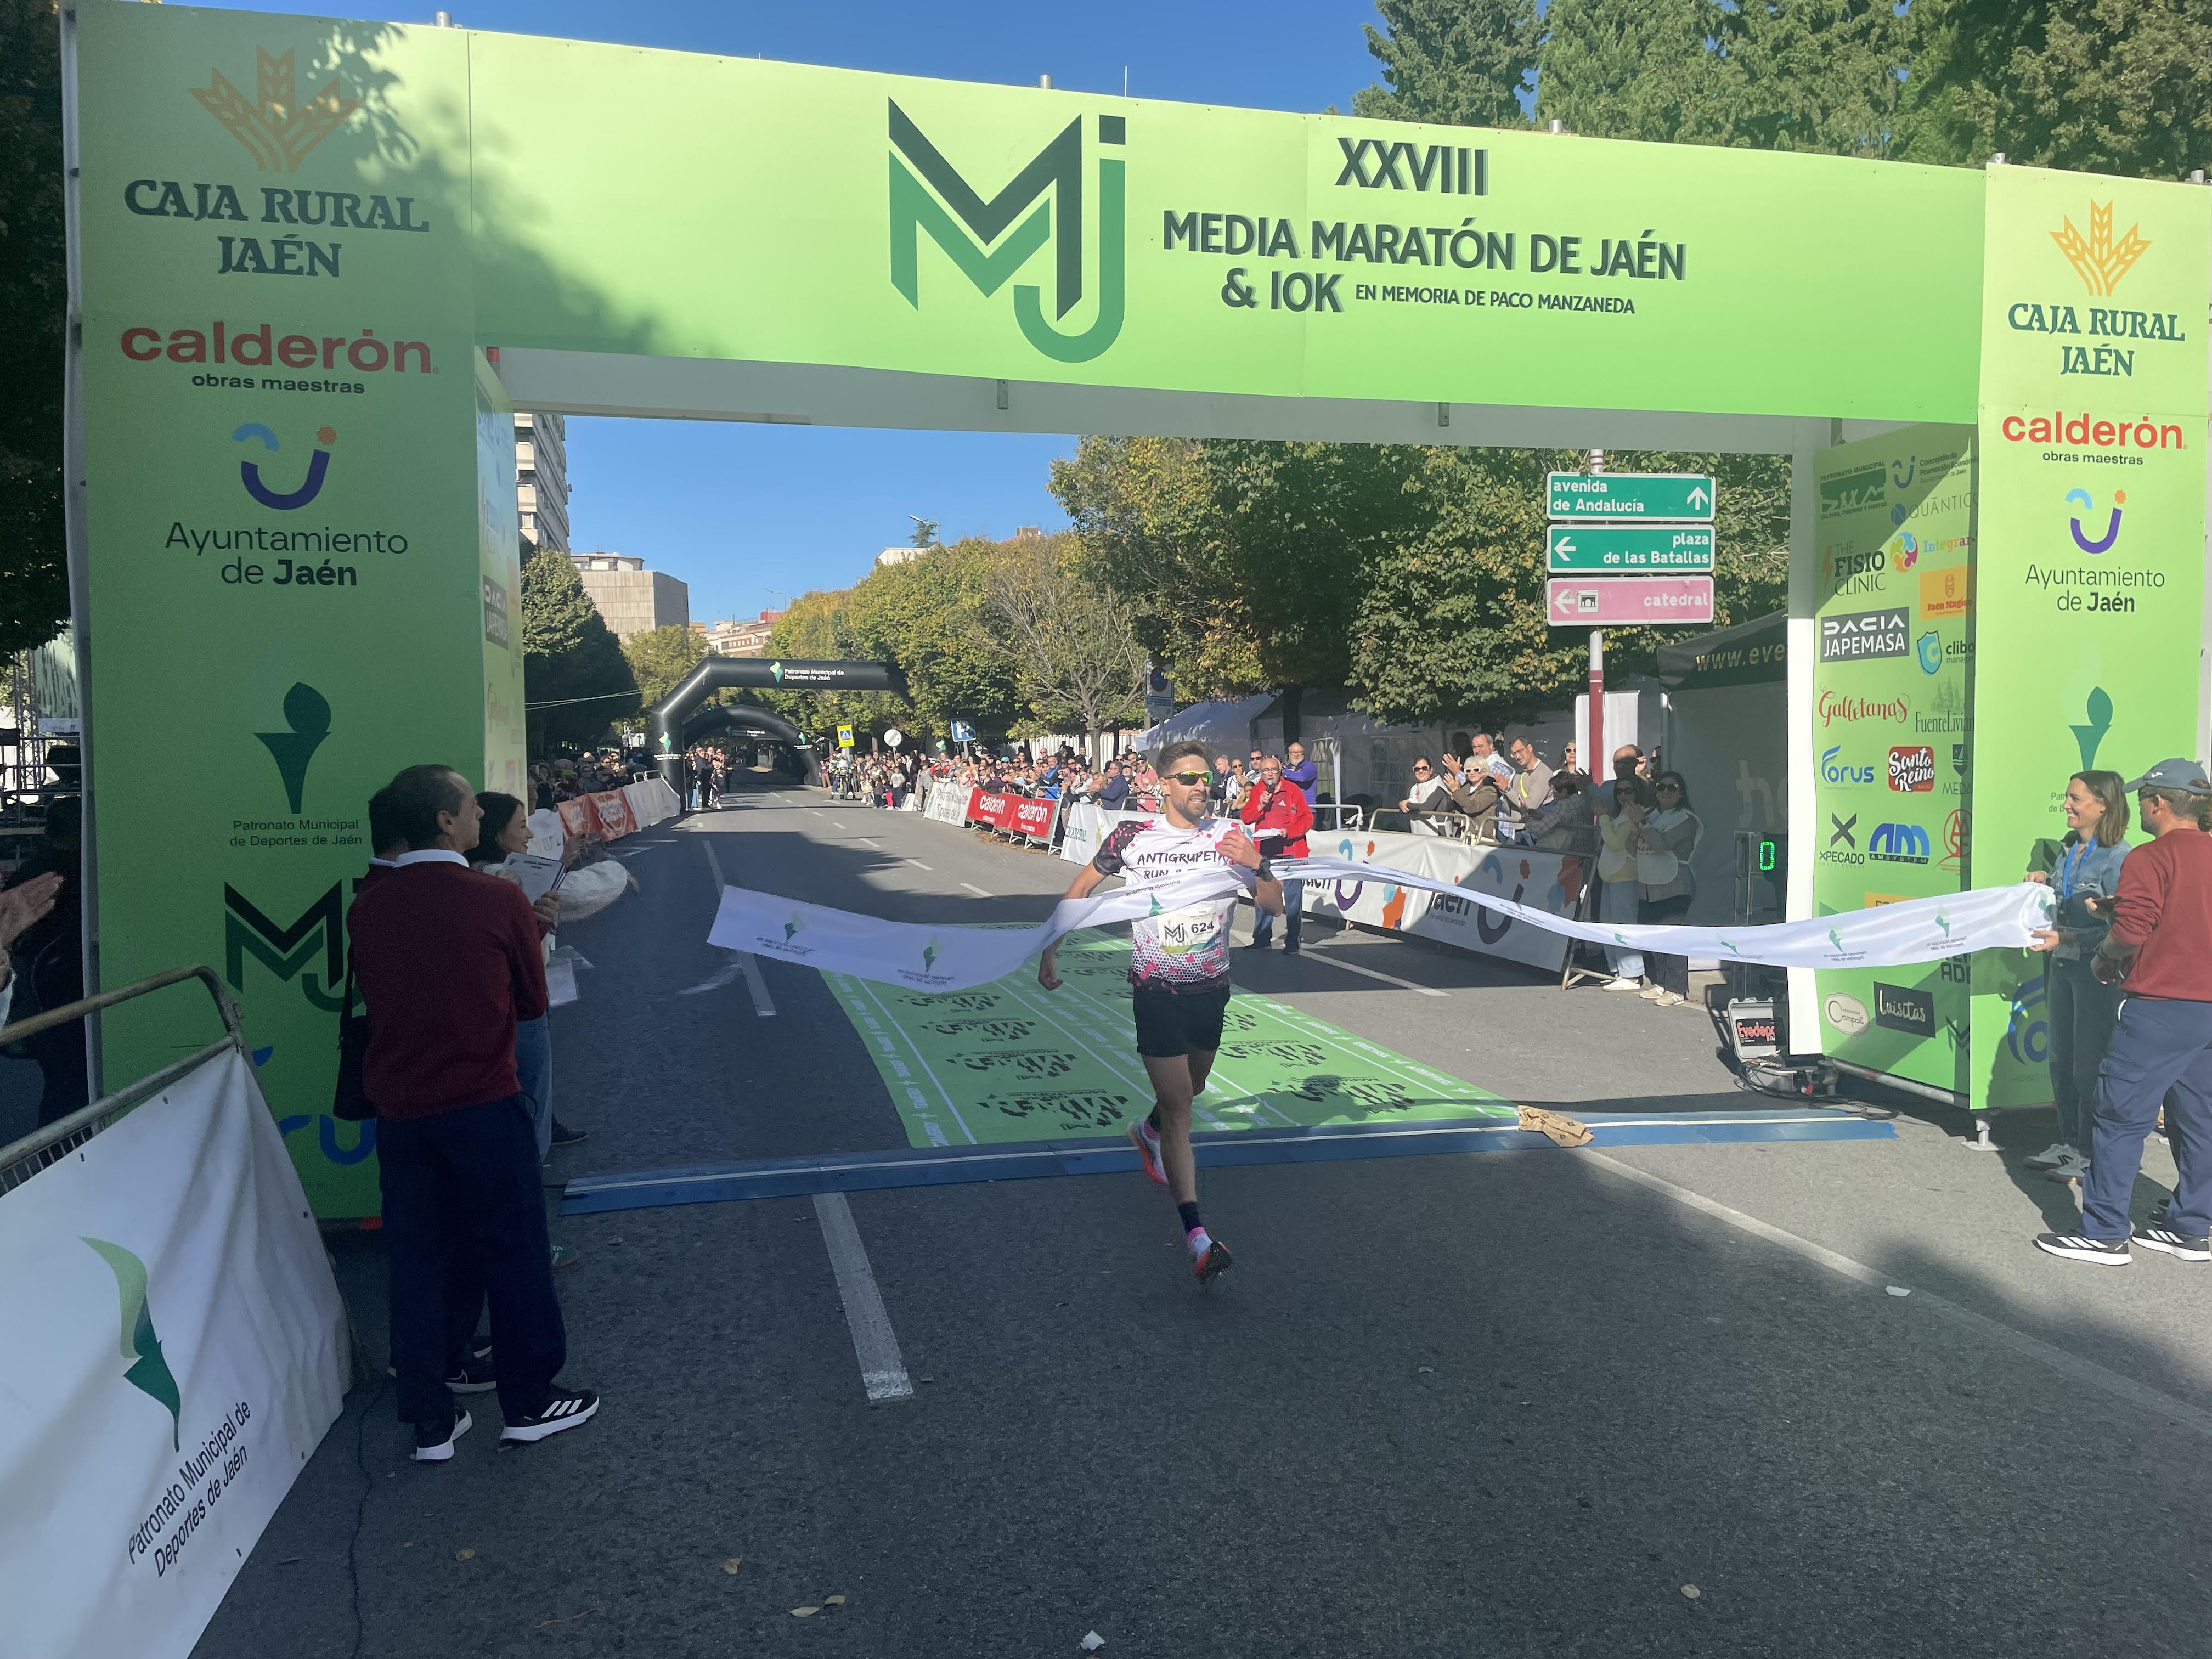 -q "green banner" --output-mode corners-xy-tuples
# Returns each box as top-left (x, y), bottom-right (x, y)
(75, 10), (486, 1216)
(828, 934), (1514, 1148)
(1809, 426), (1976, 1094)
(1547, 524), (1714, 572)
(1970, 166), (2210, 1110)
